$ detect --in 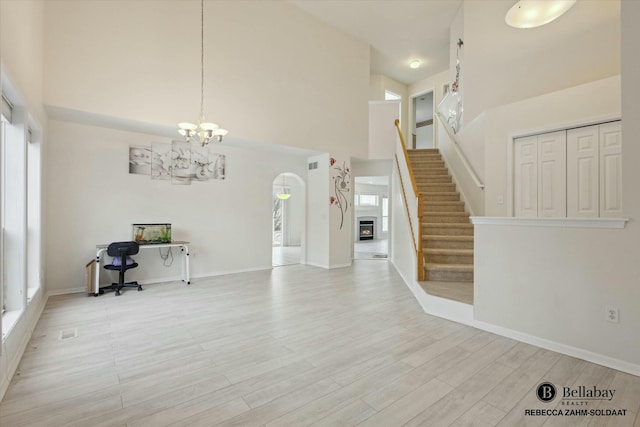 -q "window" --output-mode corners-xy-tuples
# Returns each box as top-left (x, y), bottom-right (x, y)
(385, 90), (401, 101)
(356, 194), (379, 206)
(1, 87), (42, 336)
(382, 195), (389, 232)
